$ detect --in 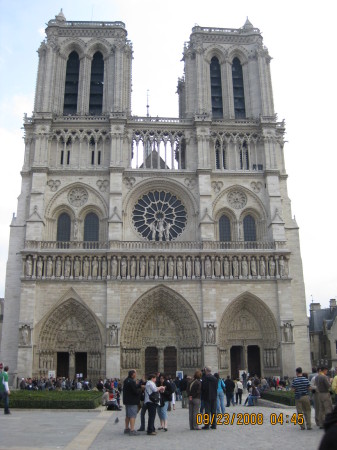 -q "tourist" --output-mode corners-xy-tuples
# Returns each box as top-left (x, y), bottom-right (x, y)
(187, 369), (202, 430)
(214, 373), (226, 414)
(224, 375), (235, 407)
(315, 366), (332, 429)
(122, 369), (142, 436)
(0, 365), (11, 414)
(201, 366), (217, 429)
(144, 373), (165, 435)
(137, 376), (147, 431)
(331, 368), (337, 405)
(291, 367), (312, 430)
(180, 374), (188, 408)
(246, 384), (260, 407)
(235, 378), (243, 404)
(156, 374), (172, 431)
(318, 404), (337, 450)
